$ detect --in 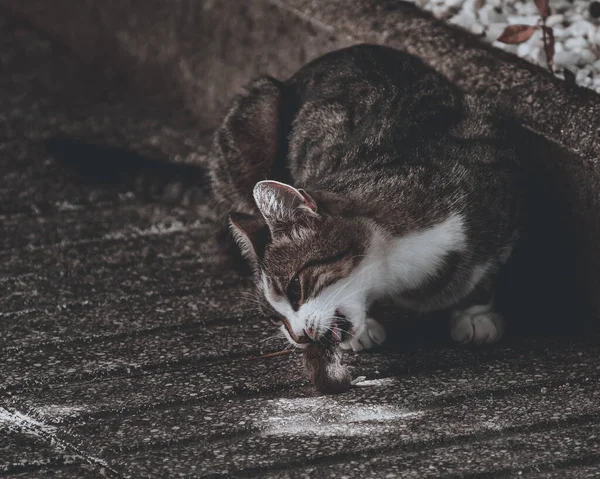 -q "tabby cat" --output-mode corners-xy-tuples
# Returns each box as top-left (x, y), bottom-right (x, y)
(208, 44), (522, 352)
